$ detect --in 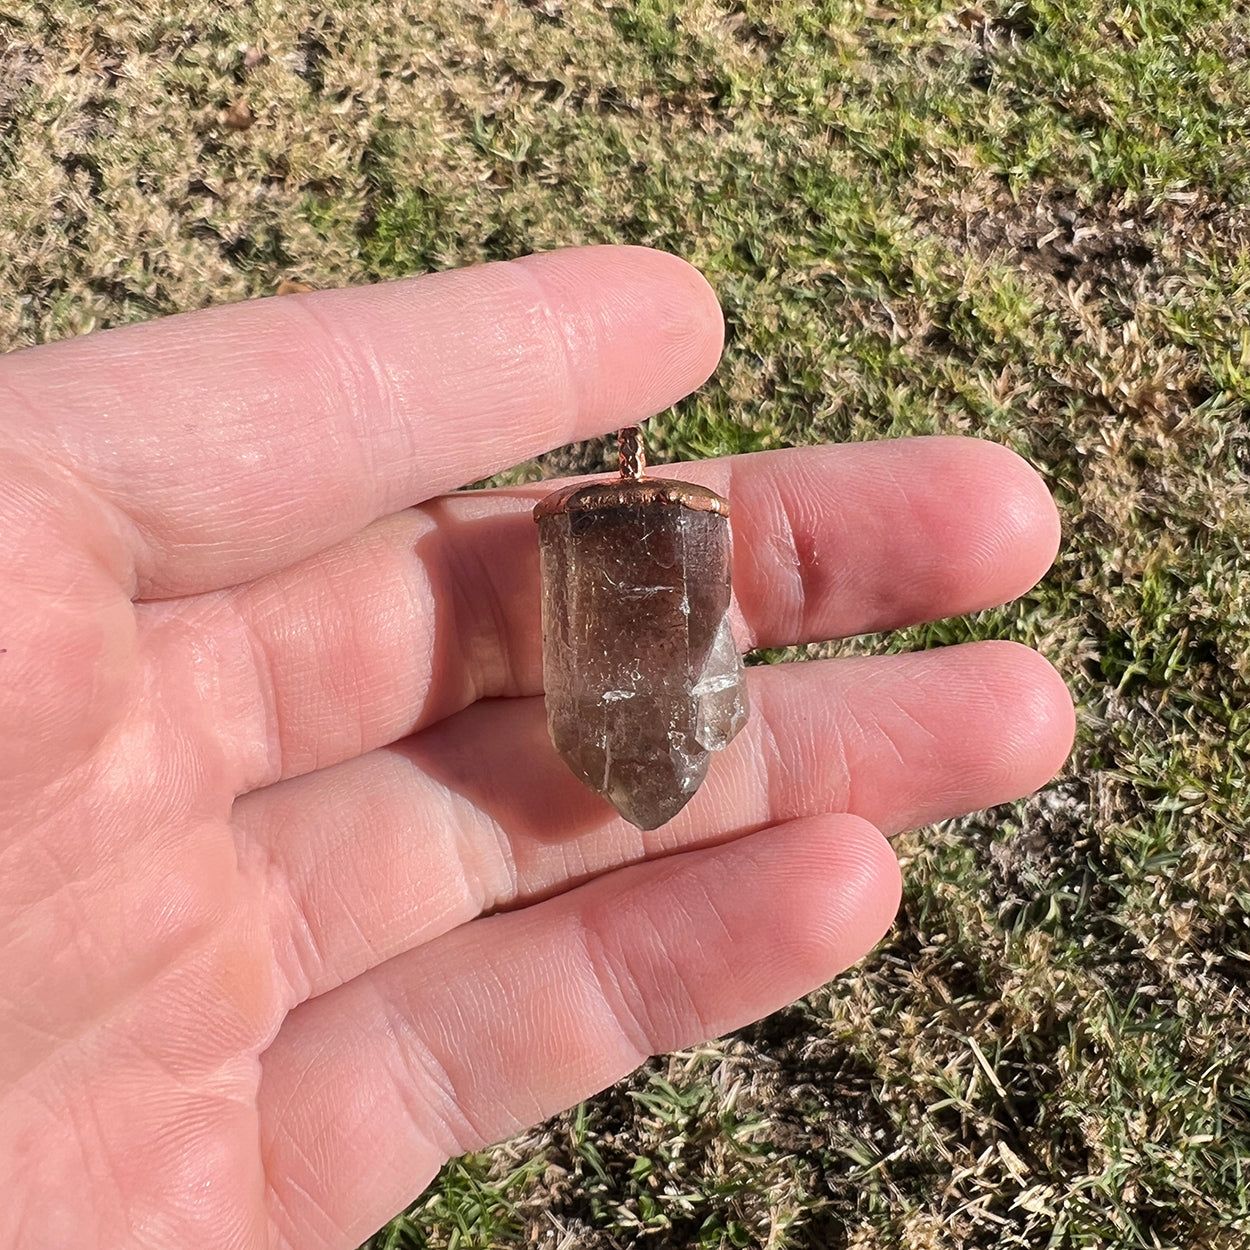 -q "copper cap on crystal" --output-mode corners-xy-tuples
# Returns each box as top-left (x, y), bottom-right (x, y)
(532, 476), (730, 522)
